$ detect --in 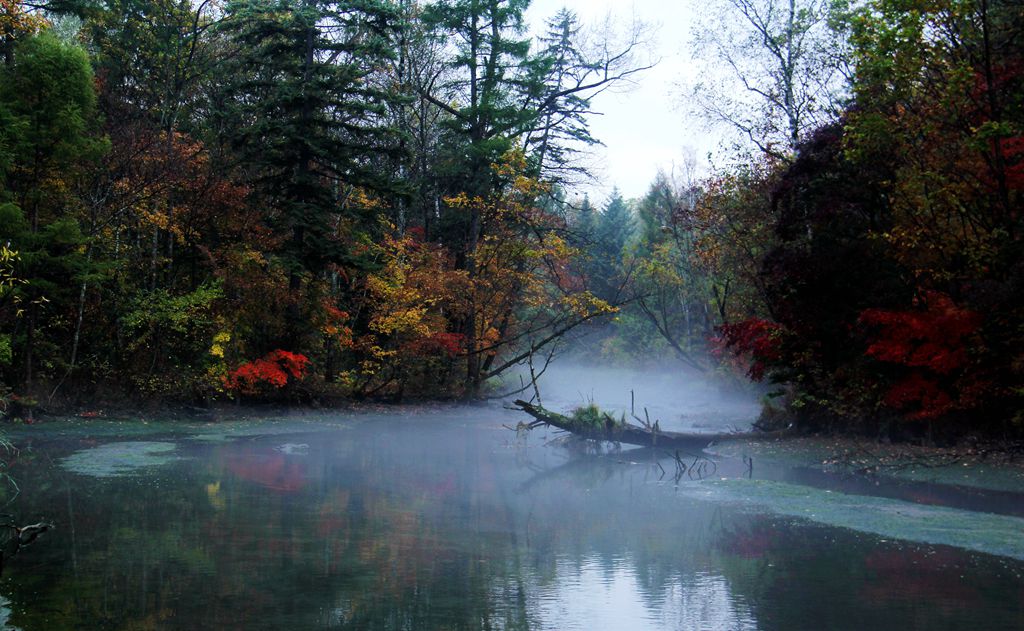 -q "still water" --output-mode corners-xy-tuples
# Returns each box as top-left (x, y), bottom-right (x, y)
(1, 403), (1023, 630)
